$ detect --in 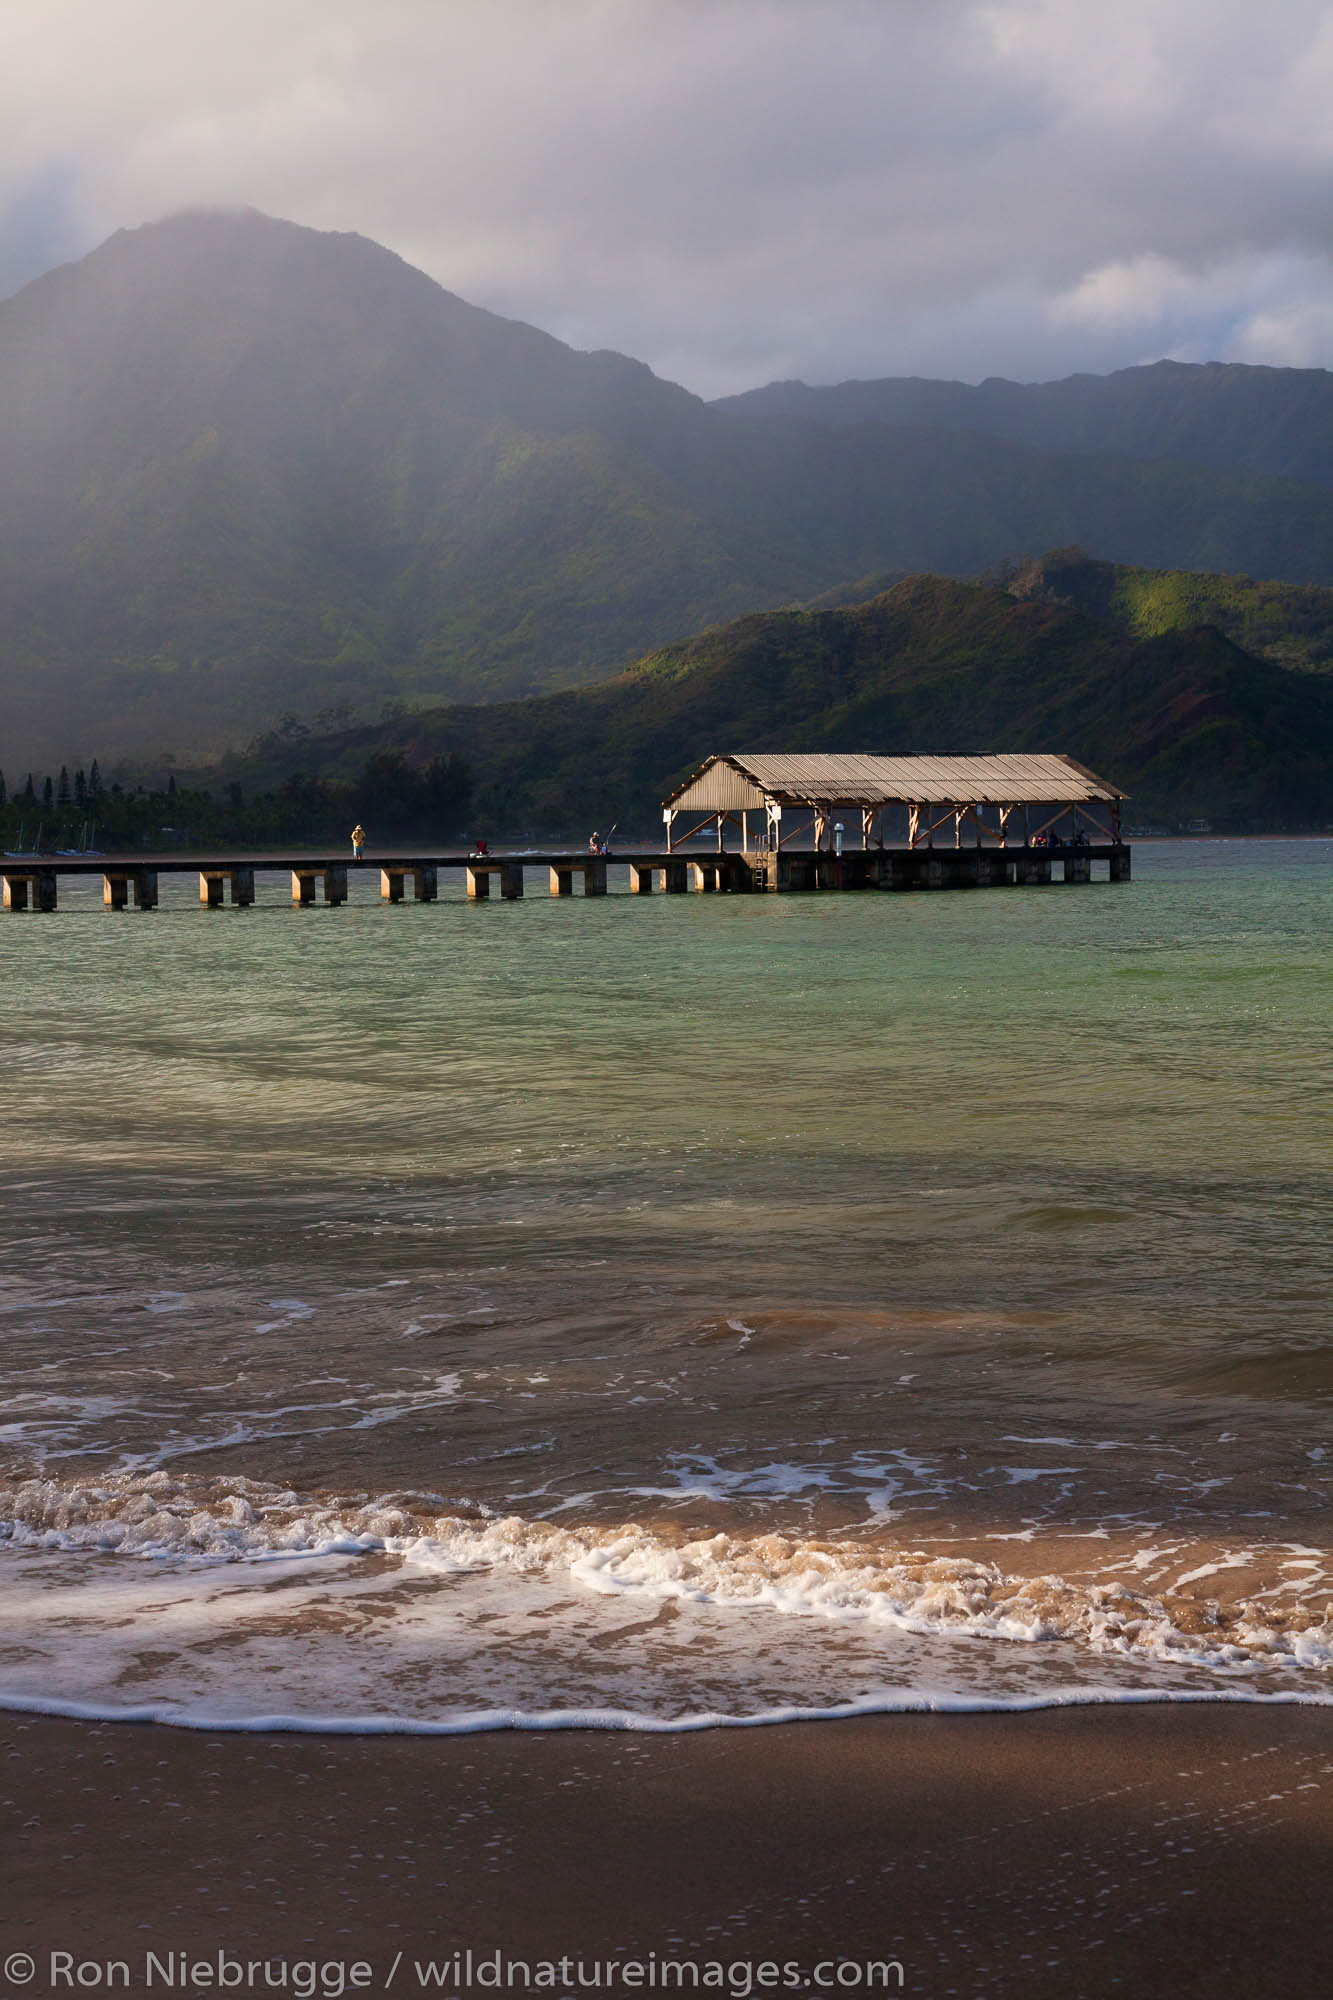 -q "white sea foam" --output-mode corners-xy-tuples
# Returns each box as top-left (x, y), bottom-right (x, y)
(621, 1448), (945, 1520)
(2, 1467), (1331, 1718)
(0, 1683), (1327, 1738)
